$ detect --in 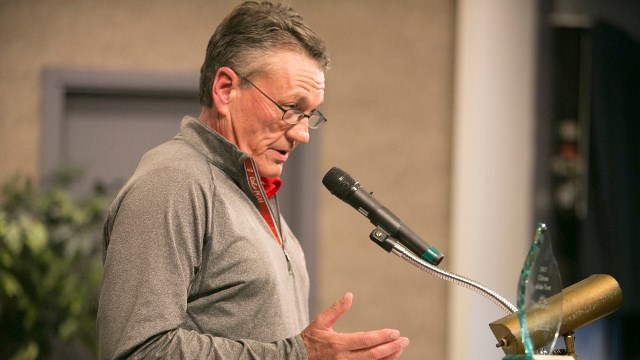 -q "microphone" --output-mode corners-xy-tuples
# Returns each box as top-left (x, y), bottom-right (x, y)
(322, 167), (444, 265)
